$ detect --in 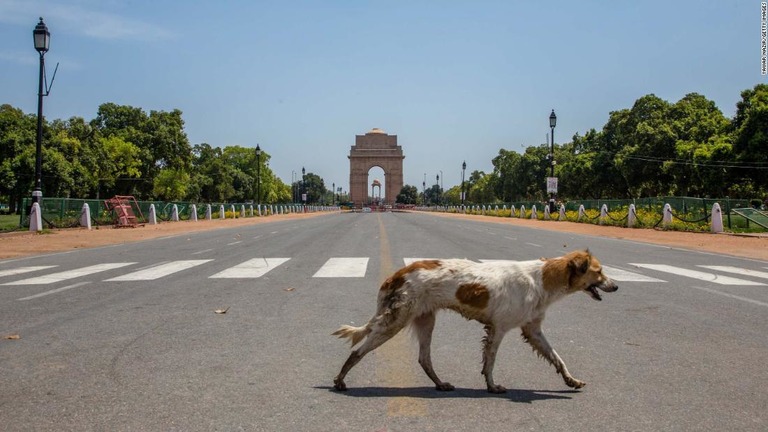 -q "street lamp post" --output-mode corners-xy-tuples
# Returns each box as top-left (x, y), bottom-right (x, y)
(302, 166), (306, 205)
(332, 182), (335, 205)
(255, 144), (261, 205)
(439, 170), (443, 207)
(435, 174), (440, 206)
(32, 17), (50, 206)
(461, 161), (466, 207)
(549, 109), (557, 213)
